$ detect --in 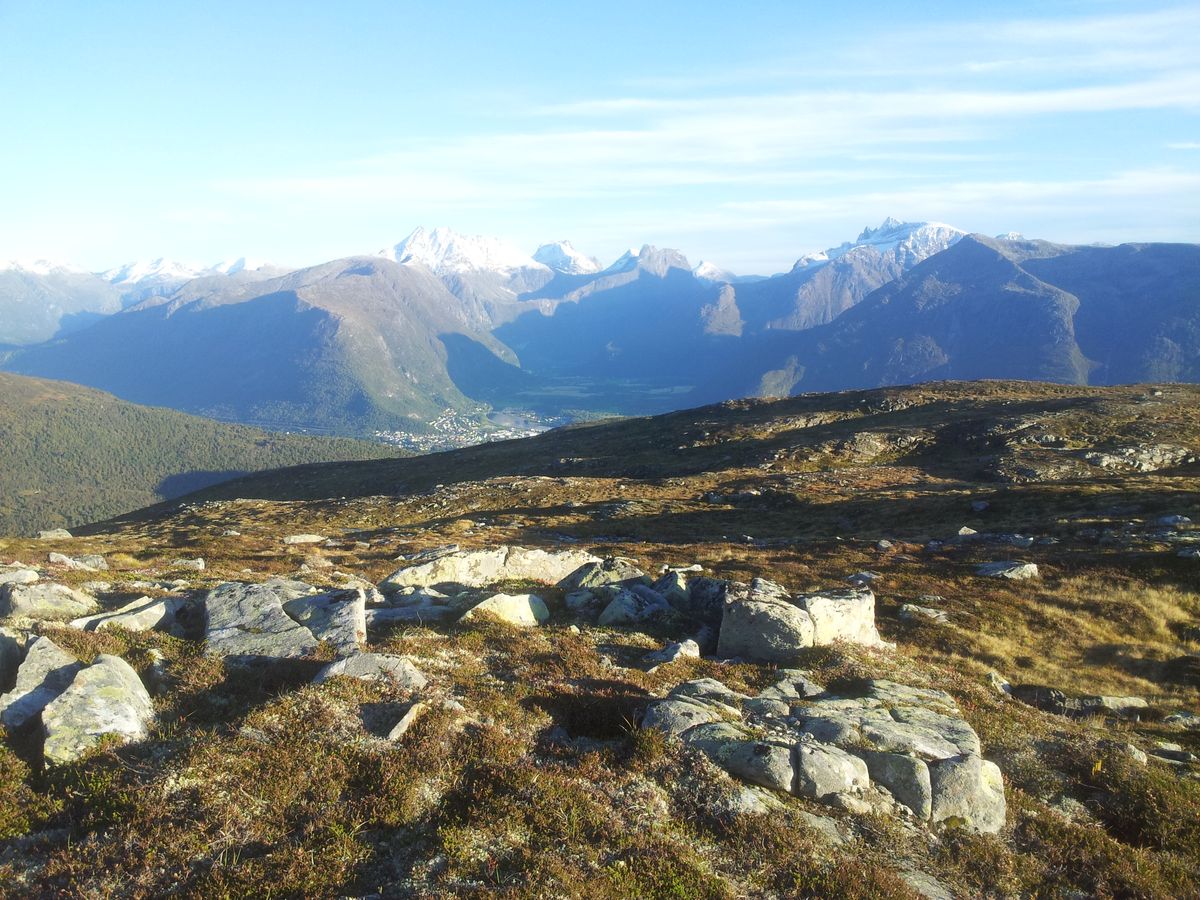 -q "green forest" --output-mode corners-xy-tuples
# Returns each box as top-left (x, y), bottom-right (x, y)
(0, 373), (399, 535)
